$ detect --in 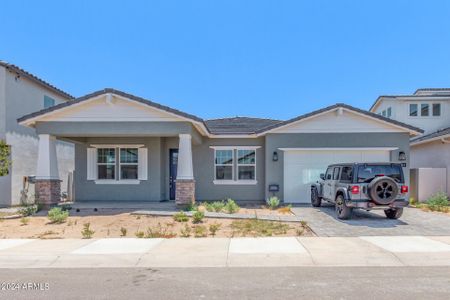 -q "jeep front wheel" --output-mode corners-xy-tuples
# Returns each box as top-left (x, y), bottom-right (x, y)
(335, 194), (352, 220)
(311, 187), (322, 207)
(384, 208), (403, 219)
